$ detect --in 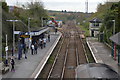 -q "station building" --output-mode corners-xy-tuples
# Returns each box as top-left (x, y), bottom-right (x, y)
(89, 18), (102, 37)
